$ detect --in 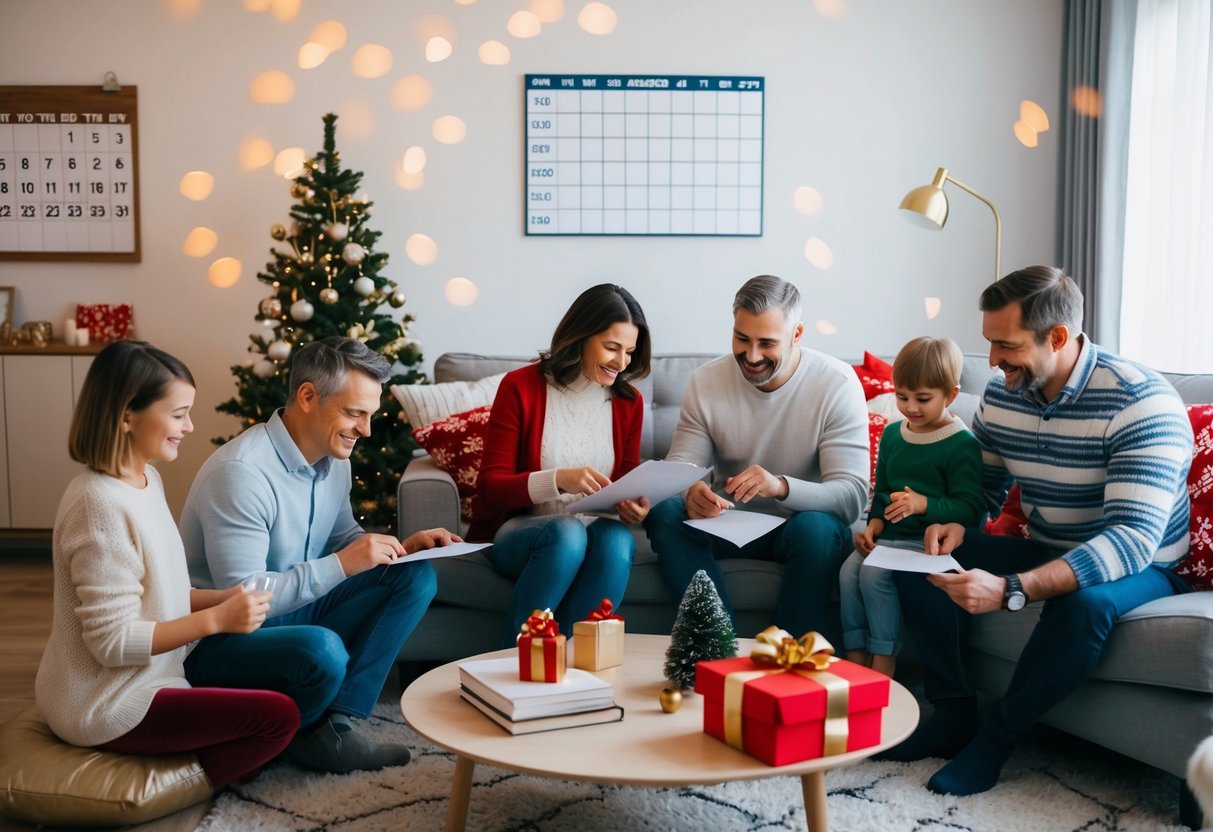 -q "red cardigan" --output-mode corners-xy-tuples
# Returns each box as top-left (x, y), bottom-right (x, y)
(469, 363), (644, 542)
